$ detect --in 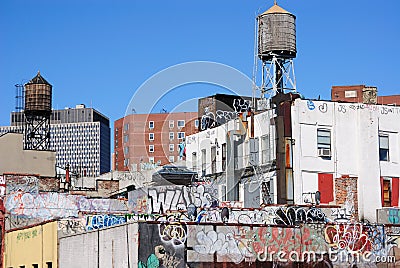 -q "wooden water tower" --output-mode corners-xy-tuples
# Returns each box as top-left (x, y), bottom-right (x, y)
(257, 1), (297, 96)
(24, 71), (52, 150)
